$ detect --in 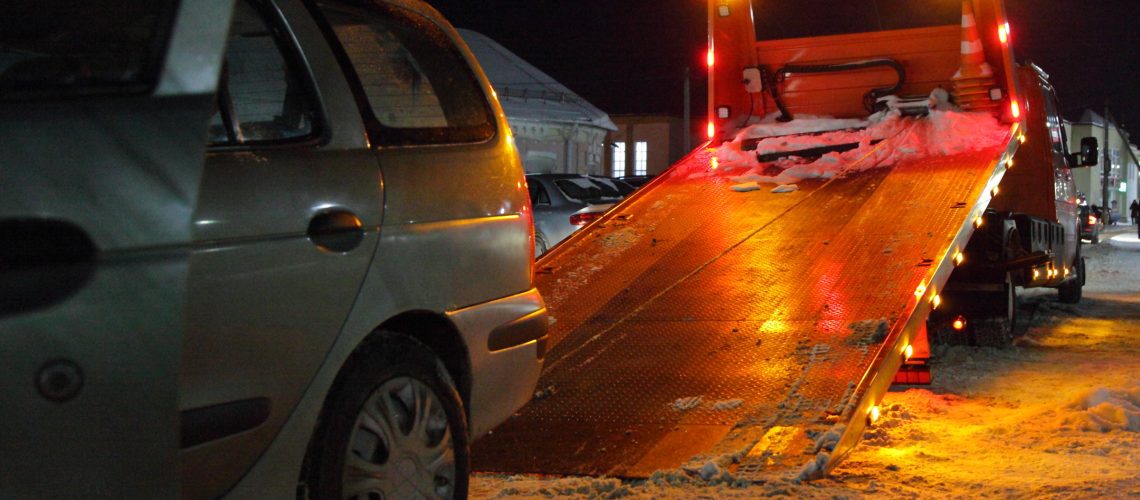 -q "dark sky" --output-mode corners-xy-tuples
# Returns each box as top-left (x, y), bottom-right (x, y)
(430, 0), (1140, 133)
